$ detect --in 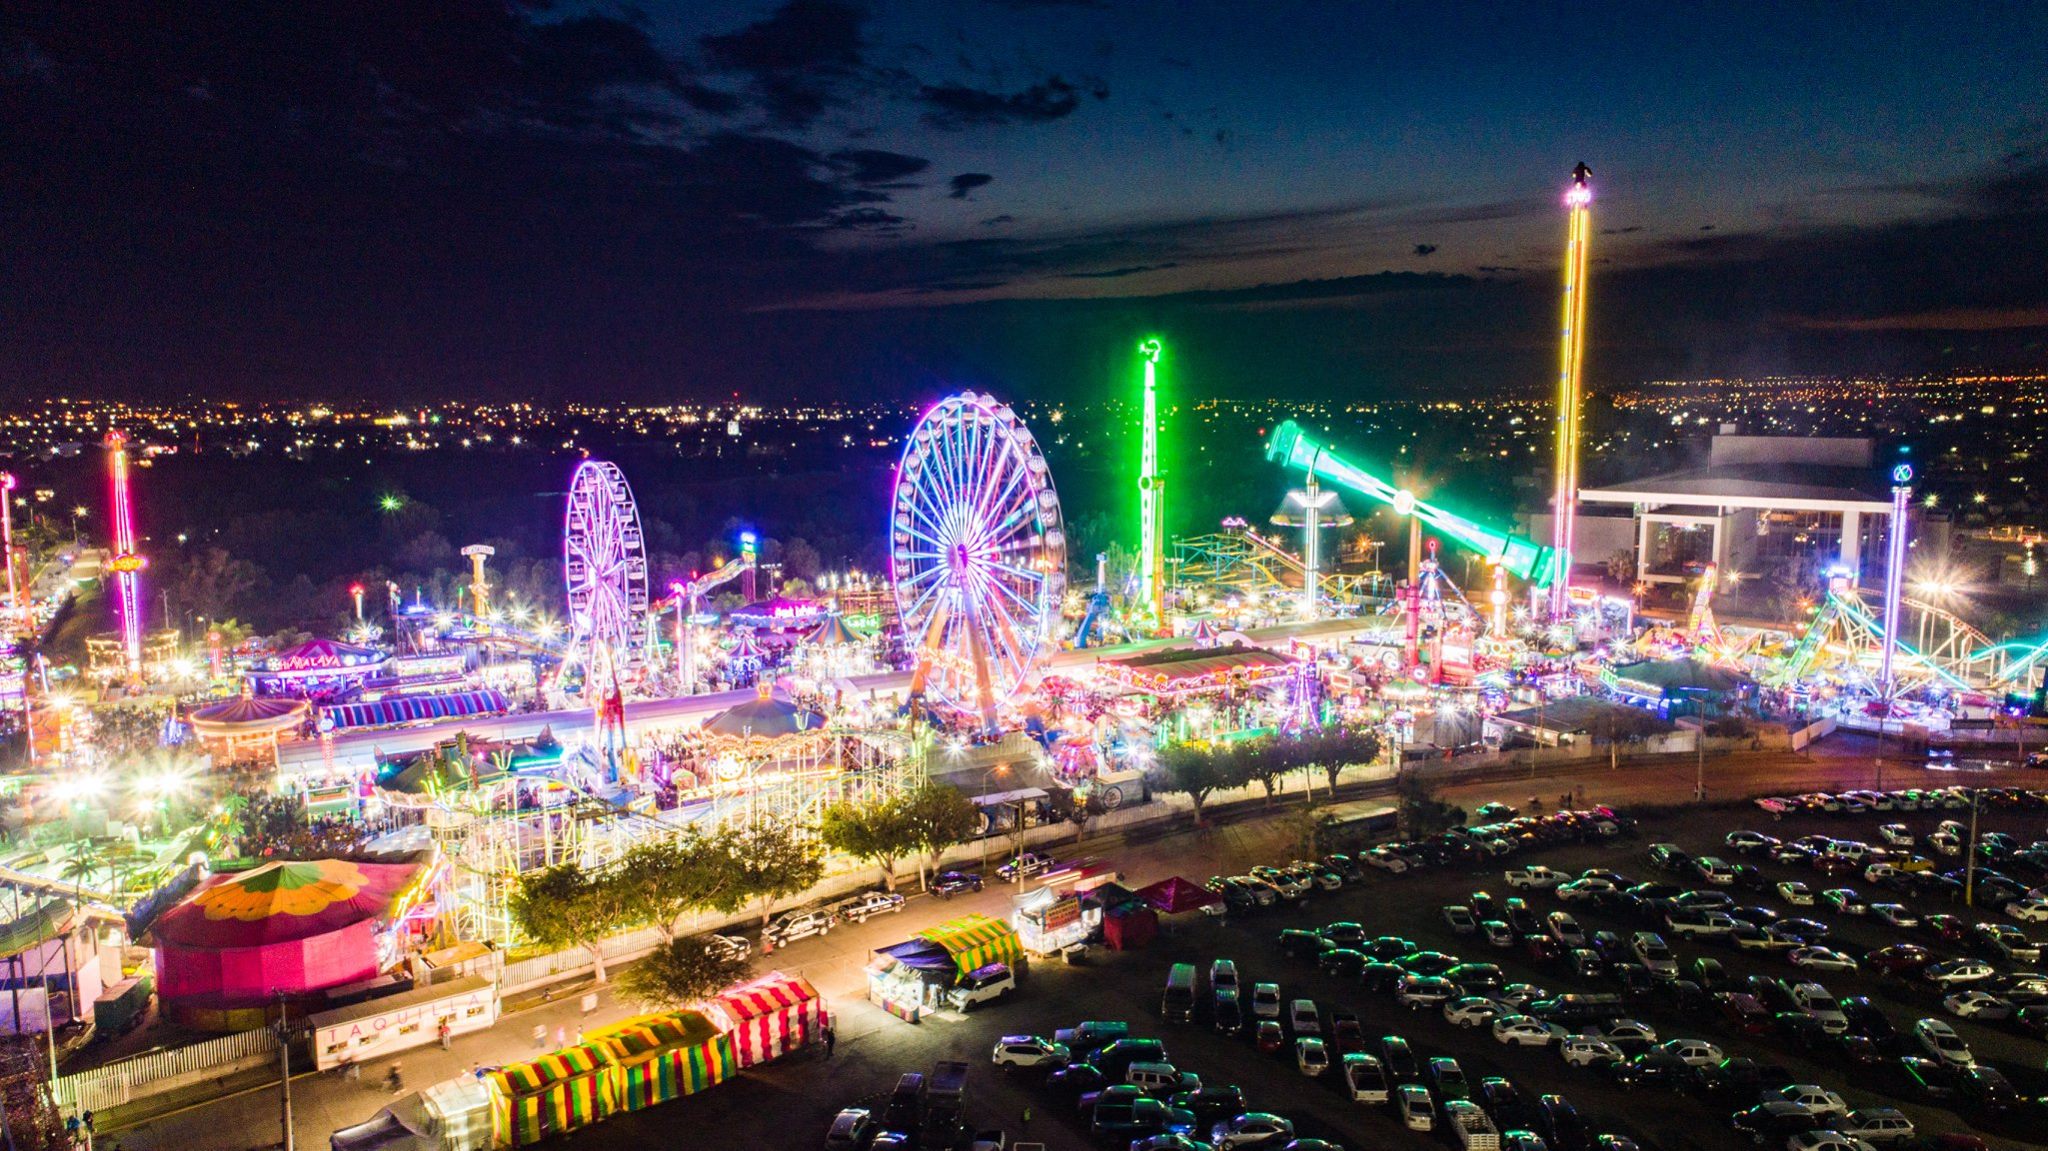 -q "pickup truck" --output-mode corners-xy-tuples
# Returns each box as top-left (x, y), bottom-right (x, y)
(1443, 1099), (1501, 1151)
(1504, 866), (1567, 890)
